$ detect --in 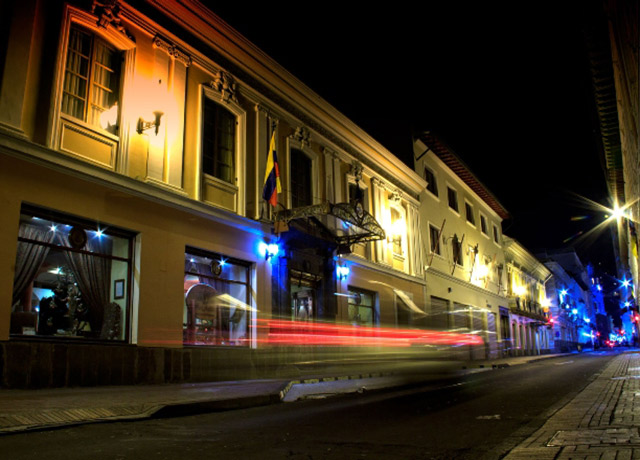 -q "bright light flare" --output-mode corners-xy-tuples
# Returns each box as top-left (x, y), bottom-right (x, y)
(254, 319), (484, 348)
